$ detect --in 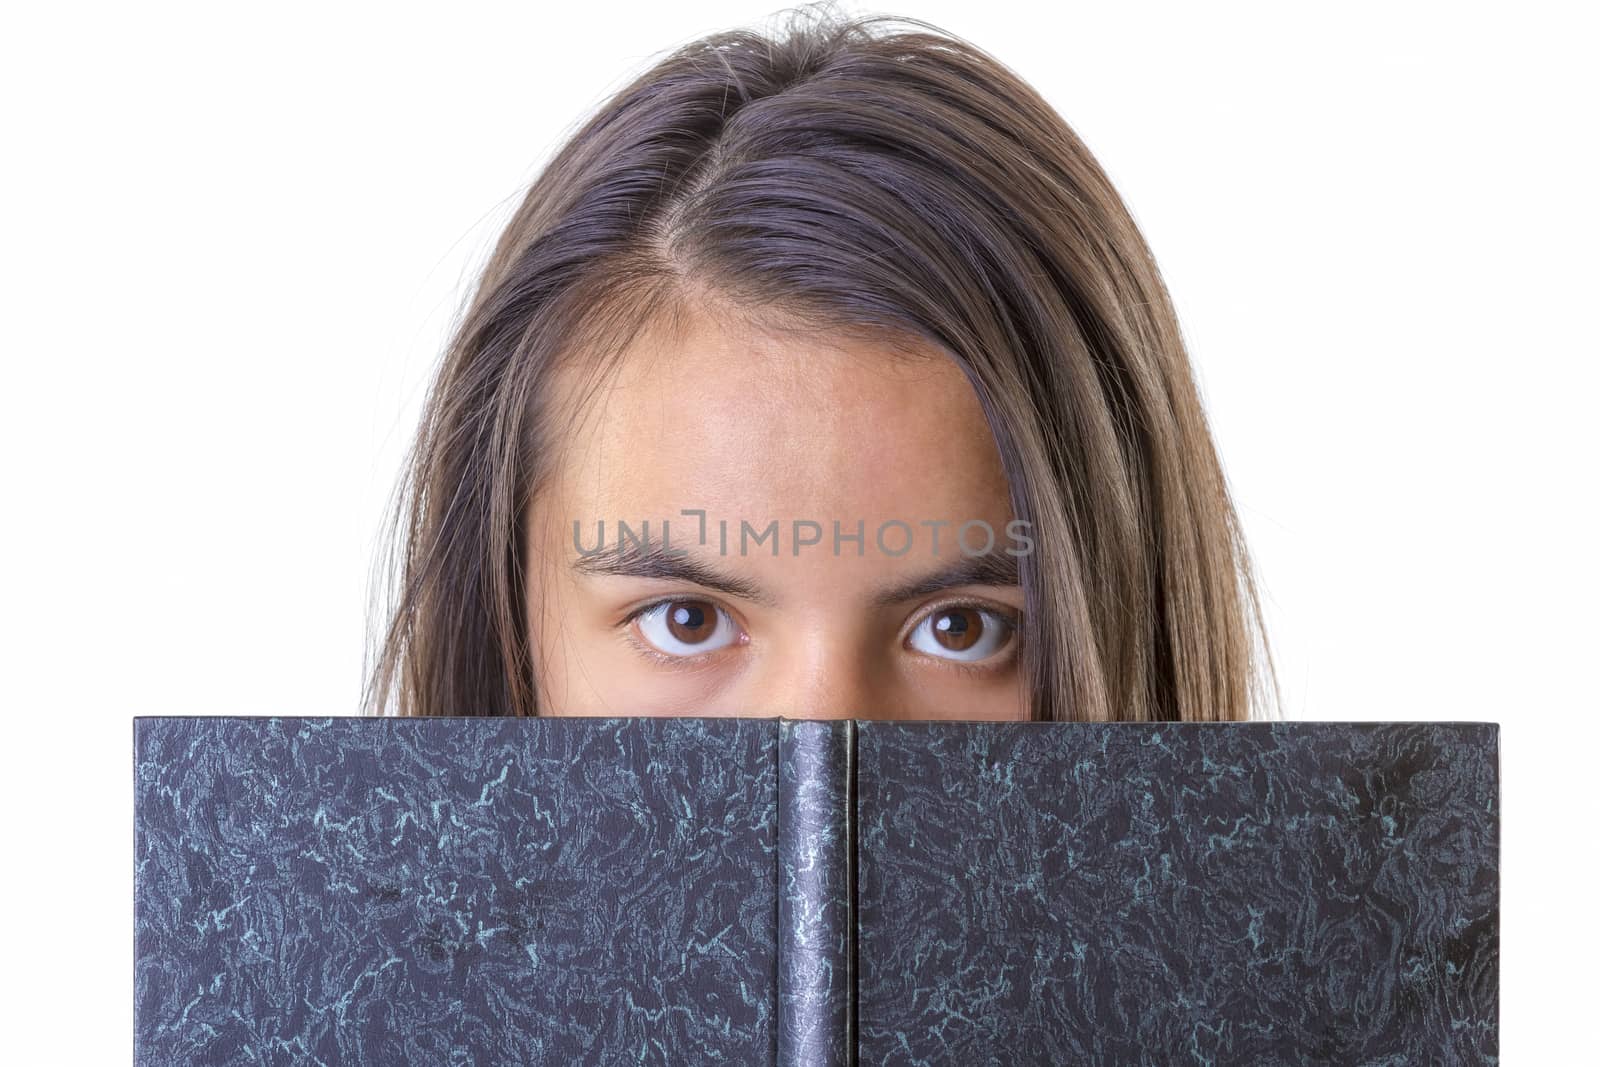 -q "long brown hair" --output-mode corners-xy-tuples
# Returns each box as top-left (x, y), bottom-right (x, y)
(365, 4), (1278, 722)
